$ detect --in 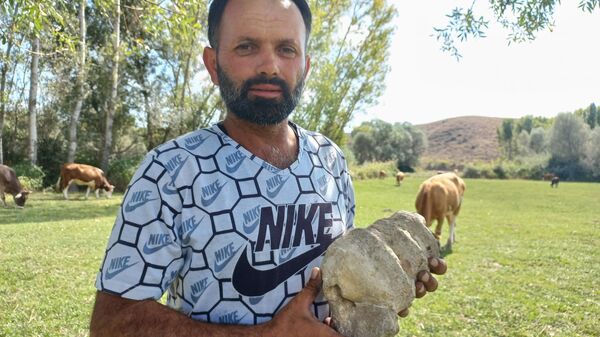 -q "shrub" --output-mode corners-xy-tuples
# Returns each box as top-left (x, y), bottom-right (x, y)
(349, 161), (396, 180)
(12, 163), (46, 191)
(107, 157), (144, 191)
